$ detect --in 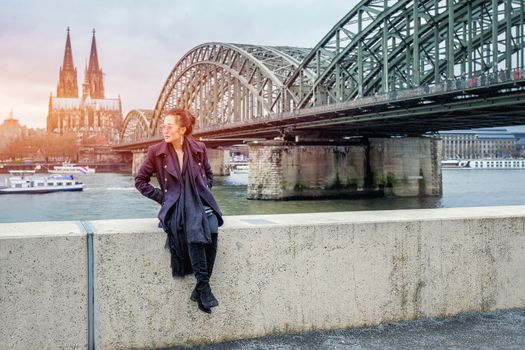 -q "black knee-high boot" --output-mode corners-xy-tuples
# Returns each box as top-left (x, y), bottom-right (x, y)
(190, 233), (218, 301)
(188, 238), (218, 312)
(205, 233), (218, 276)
